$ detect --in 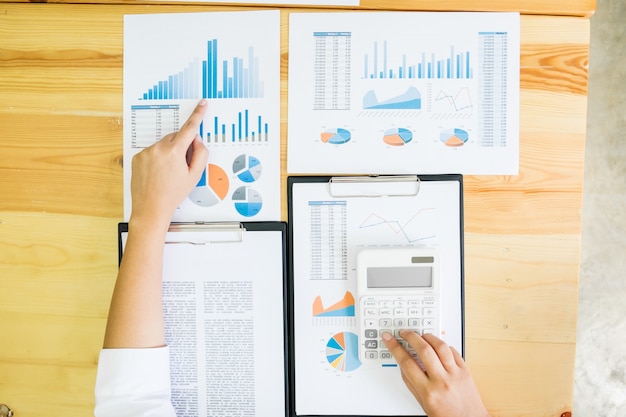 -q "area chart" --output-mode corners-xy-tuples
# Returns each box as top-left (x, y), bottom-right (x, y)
(313, 292), (355, 317)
